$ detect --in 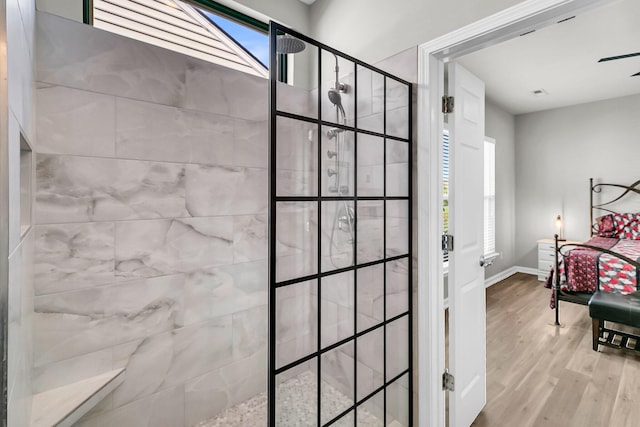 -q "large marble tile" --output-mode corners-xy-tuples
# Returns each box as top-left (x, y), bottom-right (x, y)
(275, 201), (318, 283)
(115, 217), (233, 279)
(37, 11), (187, 107)
(386, 200), (409, 257)
(321, 342), (354, 423)
(386, 140), (410, 197)
(185, 165), (267, 217)
(356, 264), (384, 333)
(232, 304), (267, 360)
(32, 348), (112, 393)
(356, 201), (384, 264)
(36, 85), (116, 157)
(386, 316), (409, 380)
(76, 386), (185, 427)
(184, 348), (266, 426)
(386, 258), (409, 319)
(275, 116), (318, 197)
(33, 274), (185, 367)
(111, 317), (233, 408)
(276, 280), (317, 369)
(386, 106), (410, 140)
(234, 119), (267, 168)
(183, 60), (267, 121)
(233, 215), (267, 263)
(116, 98), (236, 165)
(36, 154), (188, 223)
(356, 327), (384, 400)
(34, 222), (115, 295)
(320, 271), (354, 348)
(183, 260), (267, 326)
(276, 78), (317, 119)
